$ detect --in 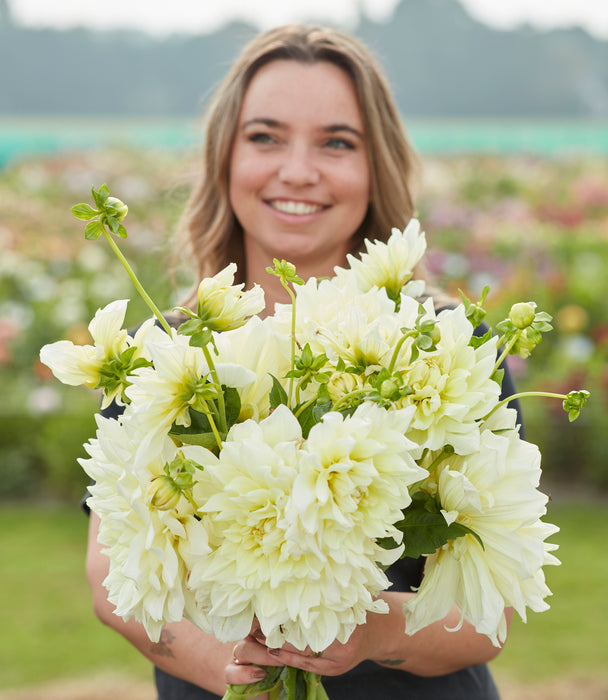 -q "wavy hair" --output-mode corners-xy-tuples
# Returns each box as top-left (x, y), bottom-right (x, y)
(177, 24), (420, 292)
